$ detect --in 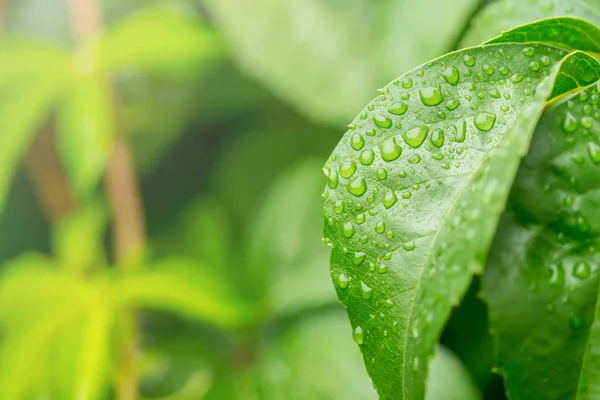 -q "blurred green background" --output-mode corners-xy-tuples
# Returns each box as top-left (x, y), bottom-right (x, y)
(0, 0), (580, 398)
